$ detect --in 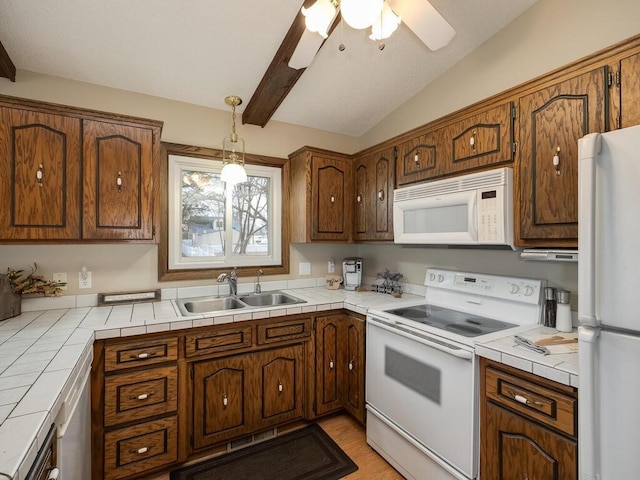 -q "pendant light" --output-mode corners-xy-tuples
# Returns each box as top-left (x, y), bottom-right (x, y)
(221, 95), (247, 186)
(340, 0), (383, 30)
